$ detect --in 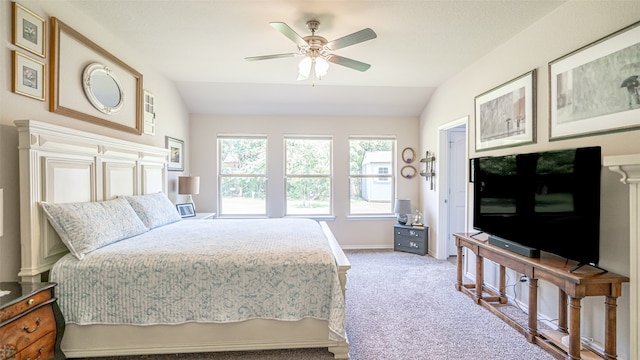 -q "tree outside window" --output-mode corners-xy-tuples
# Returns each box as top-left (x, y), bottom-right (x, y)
(218, 136), (267, 216)
(285, 137), (332, 216)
